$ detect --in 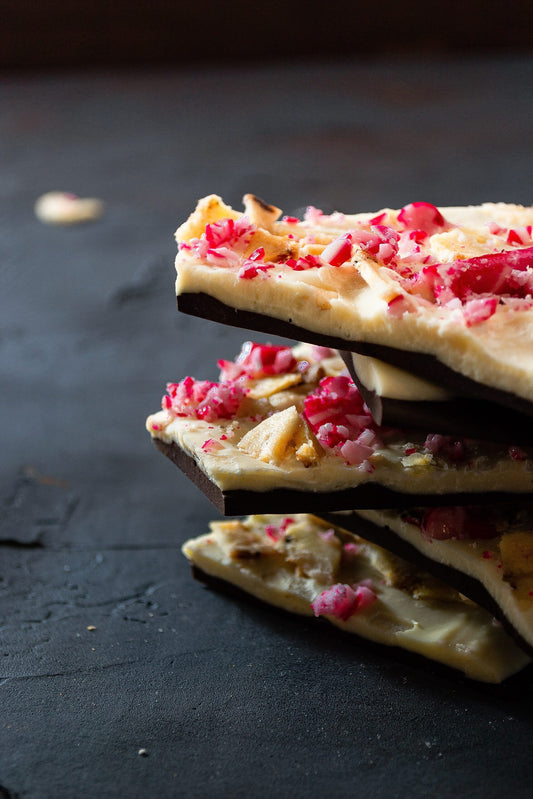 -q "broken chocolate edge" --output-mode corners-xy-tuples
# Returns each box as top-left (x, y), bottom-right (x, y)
(153, 439), (533, 517)
(189, 563), (532, 684)
(340, 351), (533, 445)
(320, 511), (533, 659)
(177, 292), (533, 419)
